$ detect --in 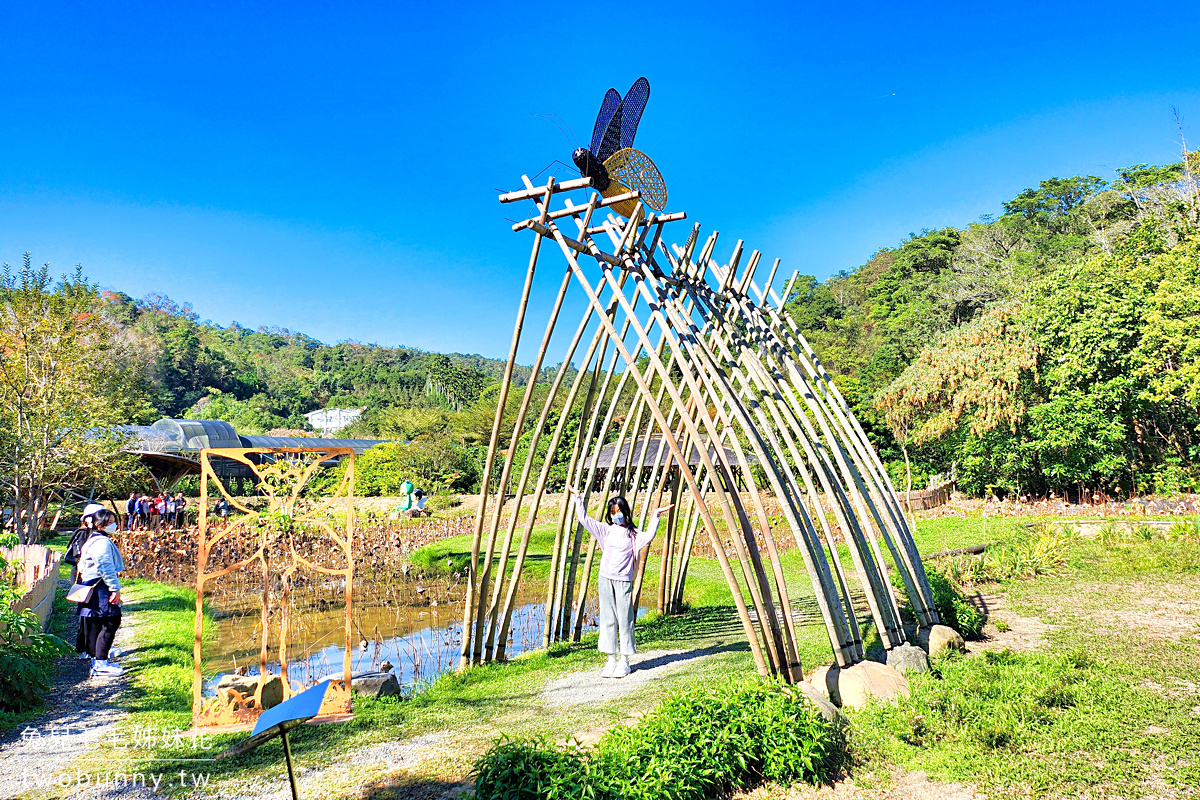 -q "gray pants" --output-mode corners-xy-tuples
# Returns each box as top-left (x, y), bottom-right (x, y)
(598, 577), (637, 656)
